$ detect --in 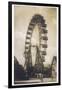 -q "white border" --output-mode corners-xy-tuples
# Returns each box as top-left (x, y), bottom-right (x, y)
(12, 4), (59, 86)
